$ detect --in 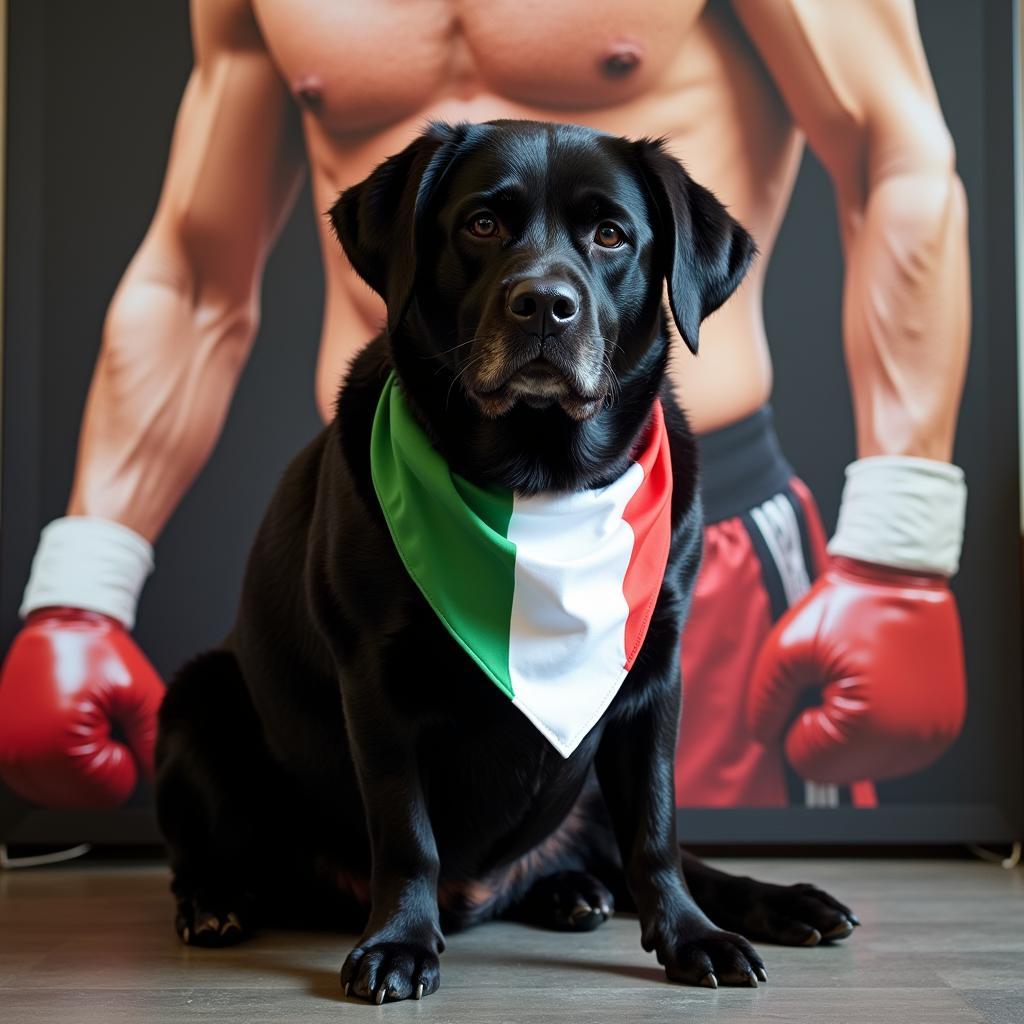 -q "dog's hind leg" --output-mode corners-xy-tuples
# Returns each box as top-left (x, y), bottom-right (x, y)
(677, 849), (860, 946)
(155, 648), (284, 947)
(492, 786), (618, 934)
(564, 780), (860, 946)
(503, 870), (615, 932)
